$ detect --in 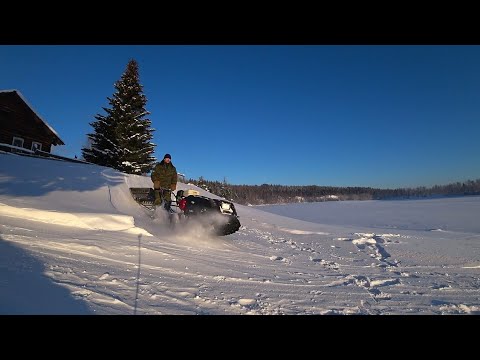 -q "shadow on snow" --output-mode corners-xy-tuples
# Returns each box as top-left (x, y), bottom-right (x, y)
(0, 235), (92, 314)
(0, 153), (124, 197)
